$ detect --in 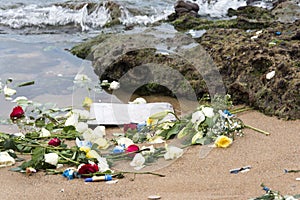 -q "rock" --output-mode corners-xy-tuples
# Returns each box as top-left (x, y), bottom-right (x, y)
(198, 21), (300, 119)
(271, 1), (300, 23)
(168, 5), (276, 31)
(174, 0), (199, 17)
(71, 2), (300, 120)
(291, 32), (300, 40)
